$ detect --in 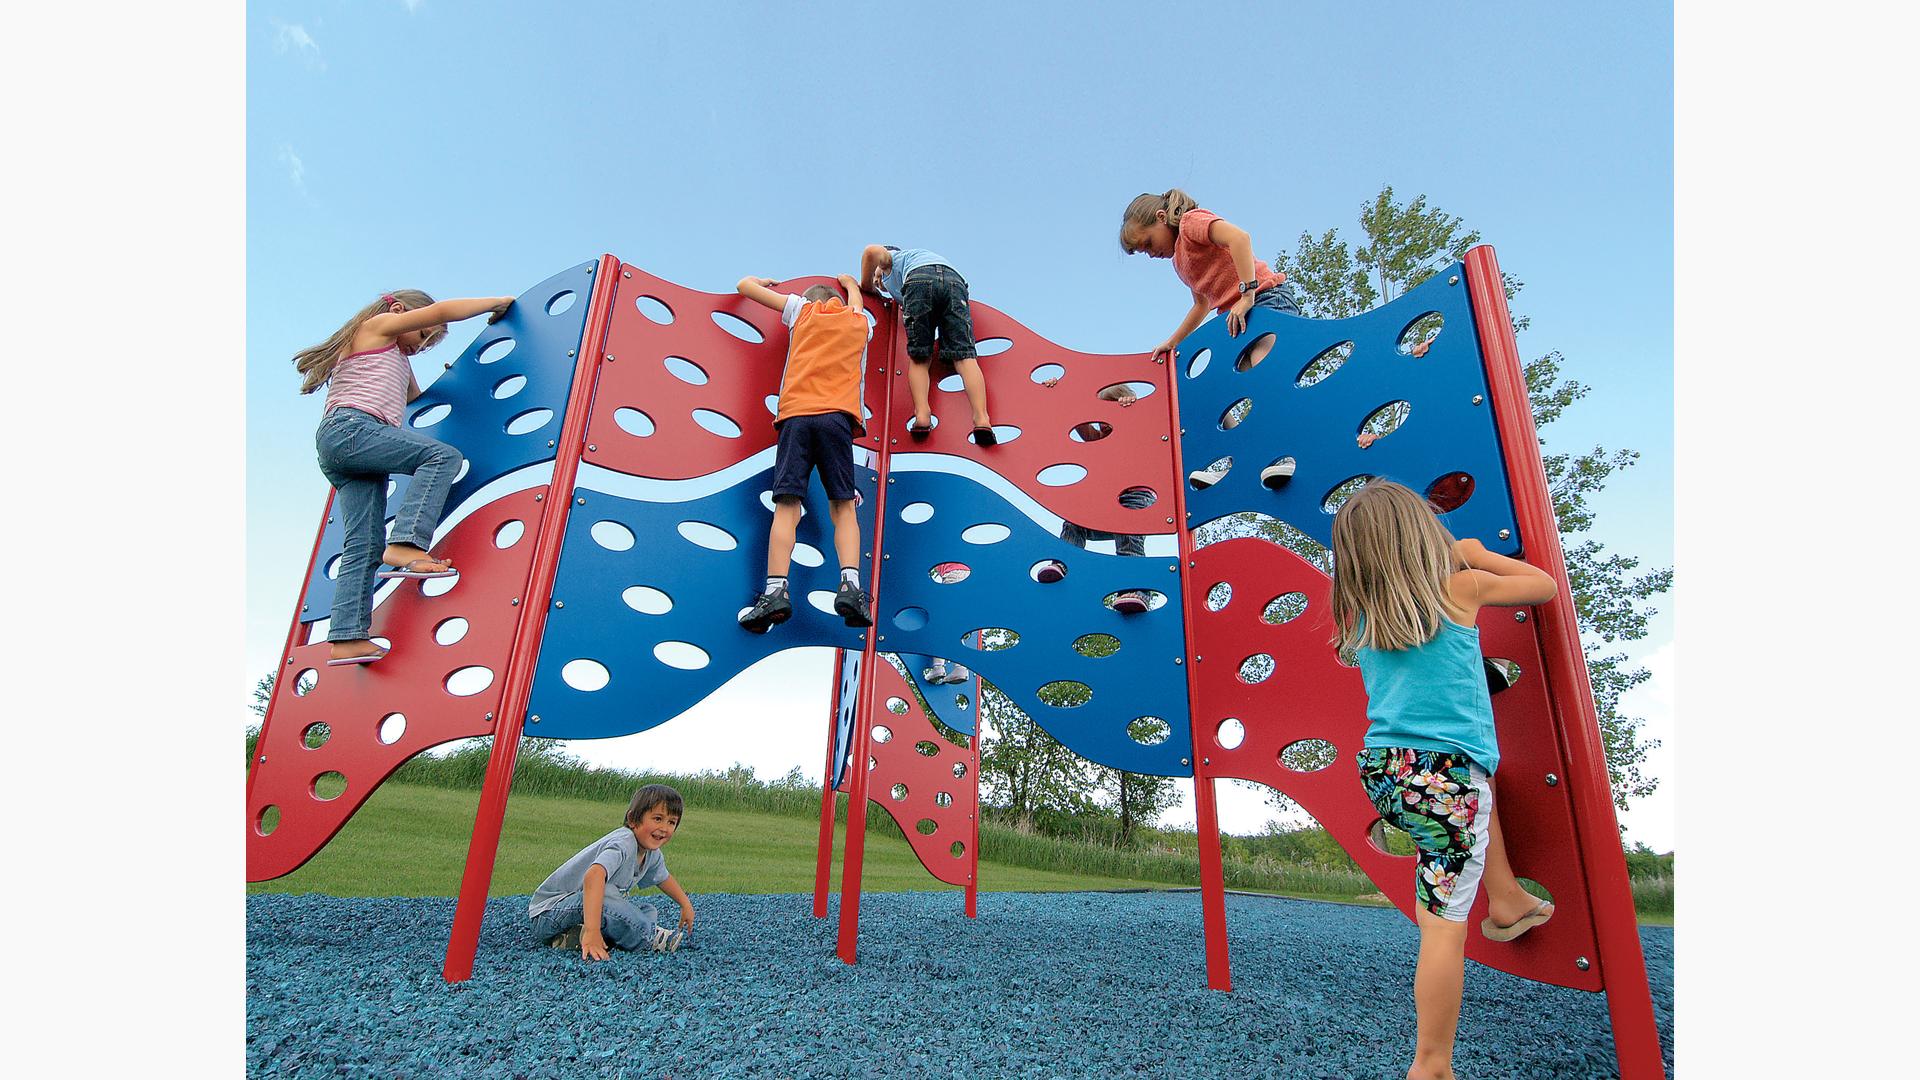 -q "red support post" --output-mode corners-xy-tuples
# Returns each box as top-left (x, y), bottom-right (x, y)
(965, 654), (981, 918)
(833, 304), (900, 964)
(1464, 246), (1665, 1079)
(441, 254), (621, 983)
(246, 492), (337, 805)
(813, 648), (845, 917)
(1160, 350), (1233, 991)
